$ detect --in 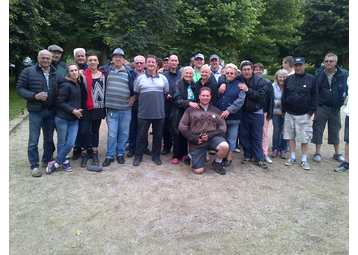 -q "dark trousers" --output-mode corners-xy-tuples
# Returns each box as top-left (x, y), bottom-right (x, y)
(239, 112), (264, 162)
(79, 119), (102, 151)
(128, 109), (148, 152)
(173, 132), (188, 159)
(162, 117), (173, 151)
(135, 118), (164, 159)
